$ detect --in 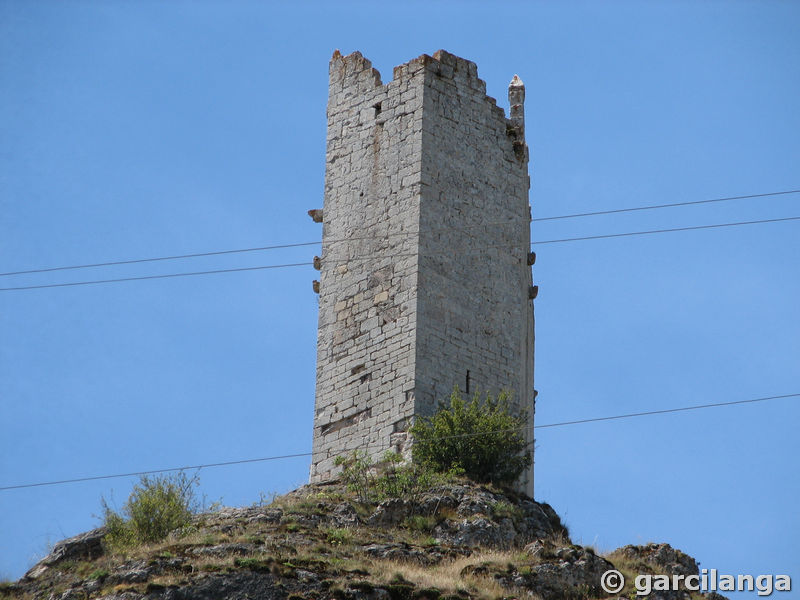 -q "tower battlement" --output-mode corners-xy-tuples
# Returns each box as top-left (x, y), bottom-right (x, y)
(311, 50), (535, 495)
